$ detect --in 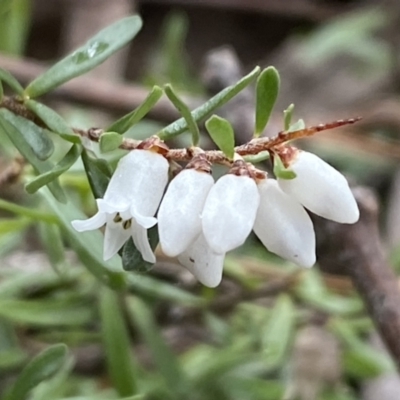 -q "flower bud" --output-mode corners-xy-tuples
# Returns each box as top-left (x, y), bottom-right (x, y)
(278, 151), (359, 223)
(158, 169), (214, 257)
(178, 234), (225, 288)
(253, 179), (316, 267)
(202, 174), (260, 254)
